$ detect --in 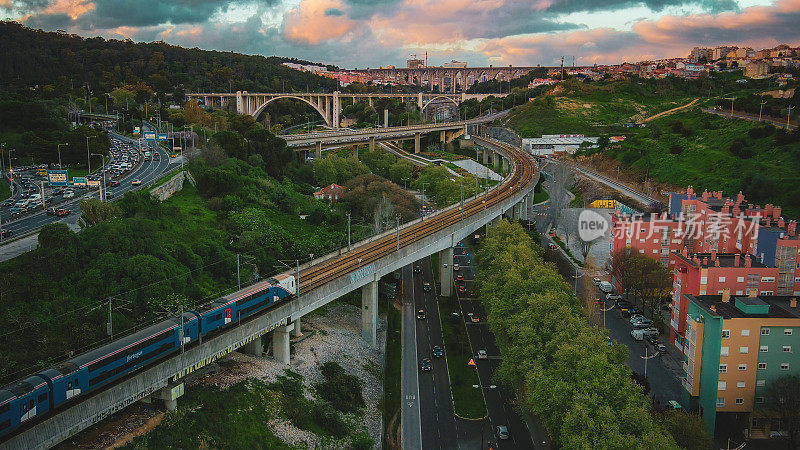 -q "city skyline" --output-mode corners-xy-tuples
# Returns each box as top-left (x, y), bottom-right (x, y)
(2, 0), (800, 68)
